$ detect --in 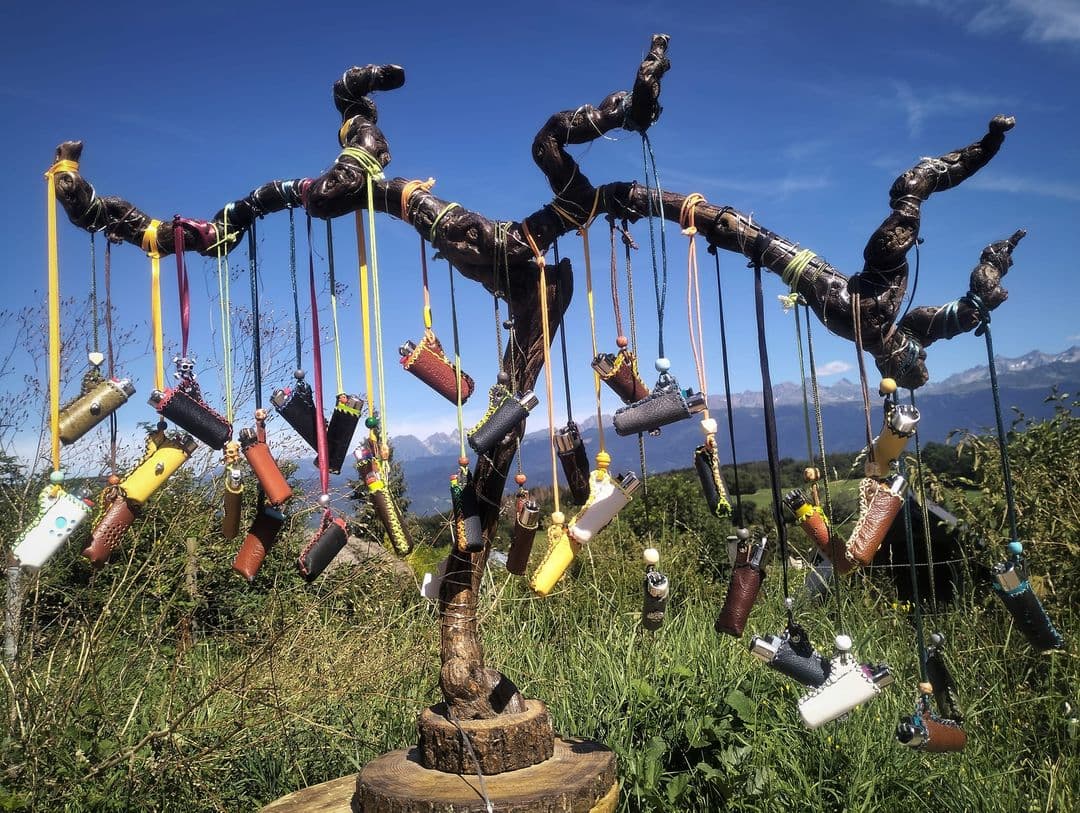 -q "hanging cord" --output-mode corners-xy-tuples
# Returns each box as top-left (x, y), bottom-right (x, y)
(306, 214), (331, 501)
(551, 238), (575, 423)
(681, 194), (711, 425)
(753, 262), (793, 623)
(790, 297), (816, 478)
(214, 209), (235, 423)
(851, 293), (876, 462)
(44, 158), (76, 478)
(962, 294), (1021, 545)
(248, 221), (263, 410)
(140, 219), (166, 393)
(640, 132), (669, 361)
(172, 218), (191, 359)
(89, 232), (100, 362)
(289, 209), (303, 371)
(623, 219), (648, 497)
(909, 389), (939, 609)
(343, 145), (388, 439)
(521, 220), (560, 518)
(802, 302), (844, 630)
(420, 236), (434, 331)
(493, 222), (524, 476)
(555, 192), (604, 452)
(447, 261), (467, 462)
(445, 709), (495, 813)
(104, 240), (118, 475)
(900, 455), (930, 682)
(325, 219), (345, 395)
(712, 250), (743, 521)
